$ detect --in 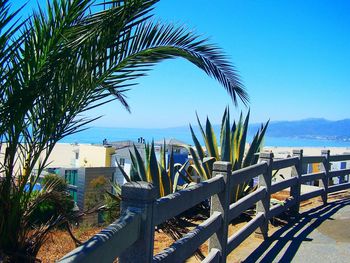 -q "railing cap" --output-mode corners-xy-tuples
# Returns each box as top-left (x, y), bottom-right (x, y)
(203, 156), (216, 162)
(259, 151), (274, 159)
(321, 149), (330, 155)
(292, 149), (303, 155)
(213, 161), (232, 172)
(122, 181), (158, 202)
